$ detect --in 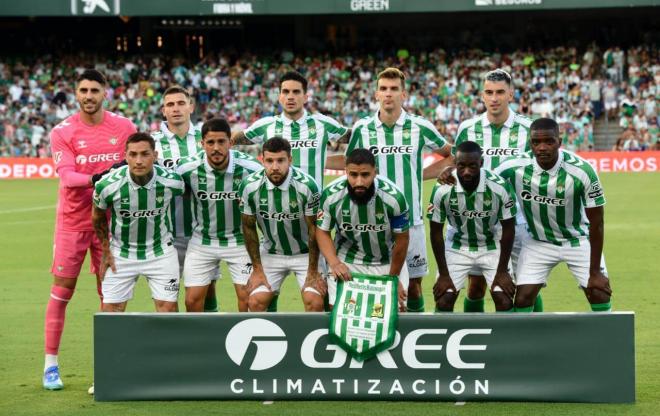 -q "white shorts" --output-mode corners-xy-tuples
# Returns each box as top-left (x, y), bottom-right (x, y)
(102, 249), (180, 304)
(443, 248), (504, 292)
(467, 223), (525, 281)
(183, 242), (252, 287)
(515, 234), (608, 287)
(173, 236), (190, 275)
(251, 251), (324, 296)
(326, 262), (410, 306)
(406, 224), (428, 279)
(604, 101), (617, 111)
